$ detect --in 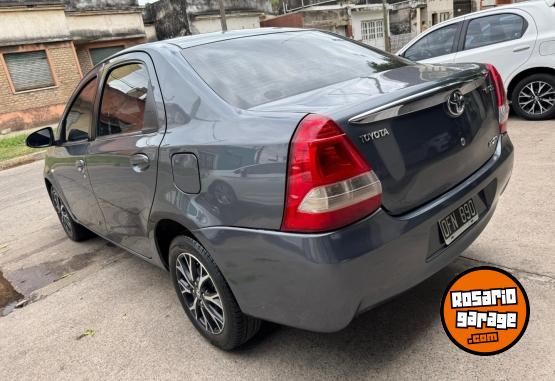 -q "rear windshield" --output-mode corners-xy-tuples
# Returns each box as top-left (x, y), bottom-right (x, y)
(182, 31), (407, 109)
